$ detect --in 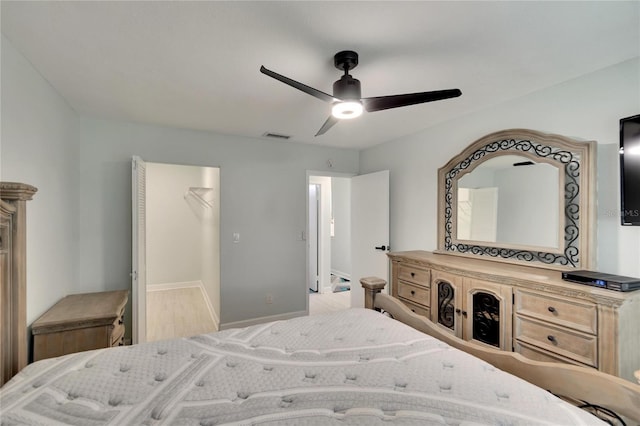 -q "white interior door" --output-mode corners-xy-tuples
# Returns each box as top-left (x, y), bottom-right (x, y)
(350, 170), (390, 308)
(131, 156), (147, 344)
